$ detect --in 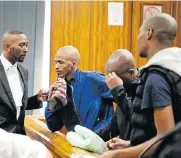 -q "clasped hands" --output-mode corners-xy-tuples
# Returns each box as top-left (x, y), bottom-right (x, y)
(105, 137), (130, 151)
(37, 78), (67, 107)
